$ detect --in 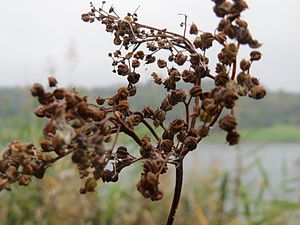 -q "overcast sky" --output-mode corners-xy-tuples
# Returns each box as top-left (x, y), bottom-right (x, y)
(0, 0), (300, 92)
